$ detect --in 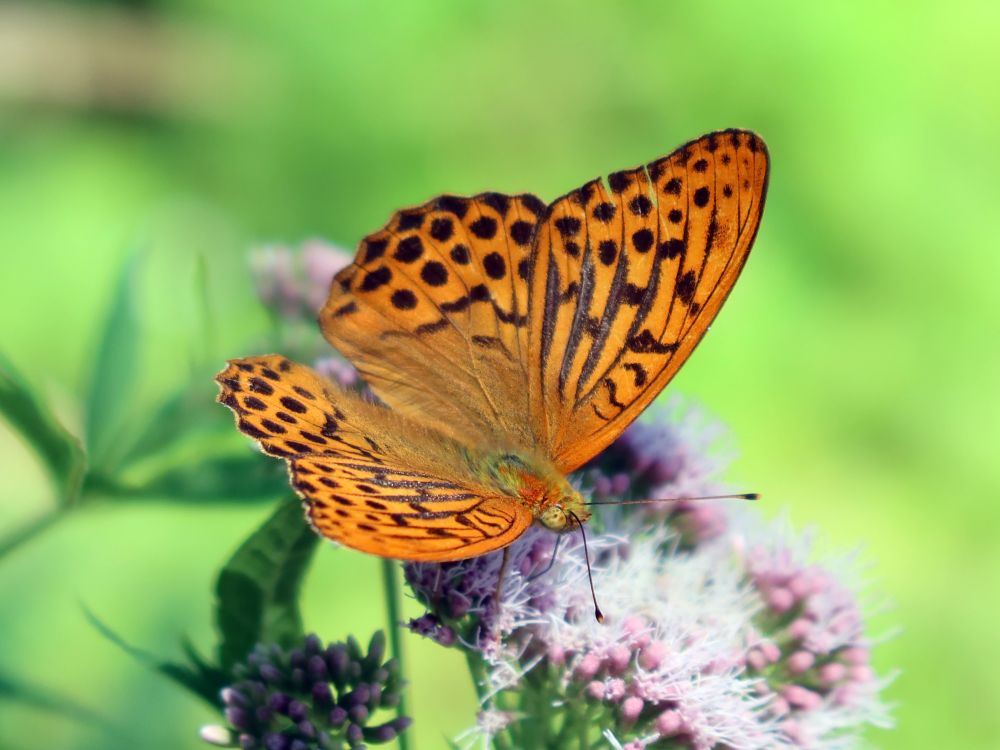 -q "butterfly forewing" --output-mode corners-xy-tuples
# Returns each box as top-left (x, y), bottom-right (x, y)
(528, 129), (769, 472)
(216, 355), (532, 561)
(320, 193), (547, 450)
